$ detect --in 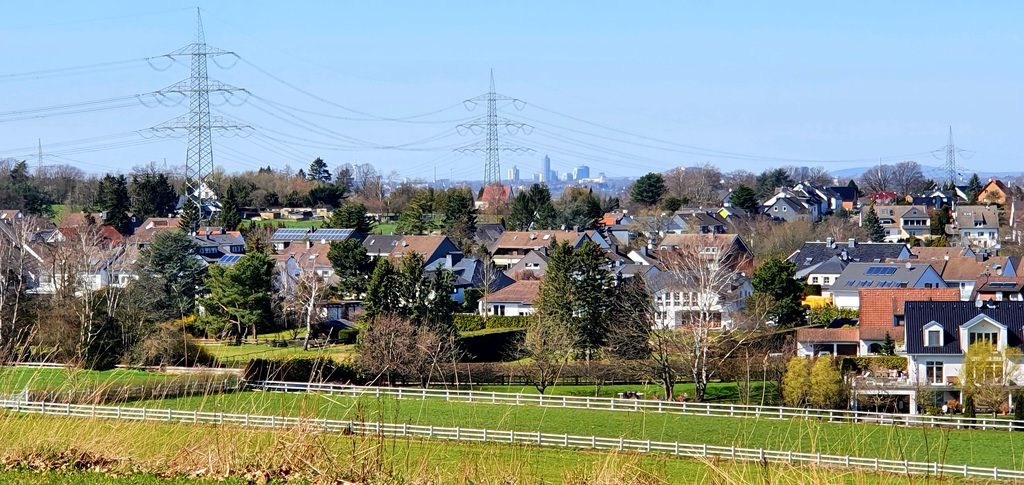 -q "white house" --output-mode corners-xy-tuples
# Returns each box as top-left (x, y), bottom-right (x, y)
(479, 280), (539, 317)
